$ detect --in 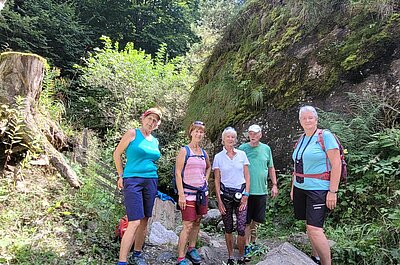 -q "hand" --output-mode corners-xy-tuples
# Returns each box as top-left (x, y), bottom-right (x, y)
(117, 177), (123, 190)
(218, 199), (226, 215)
(271, 185), (278, 198)
(290, 188), (294, 201)
(239, 196), (248, 211)
(178, 194), (186, 210)
(326, 192), (337, 210)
